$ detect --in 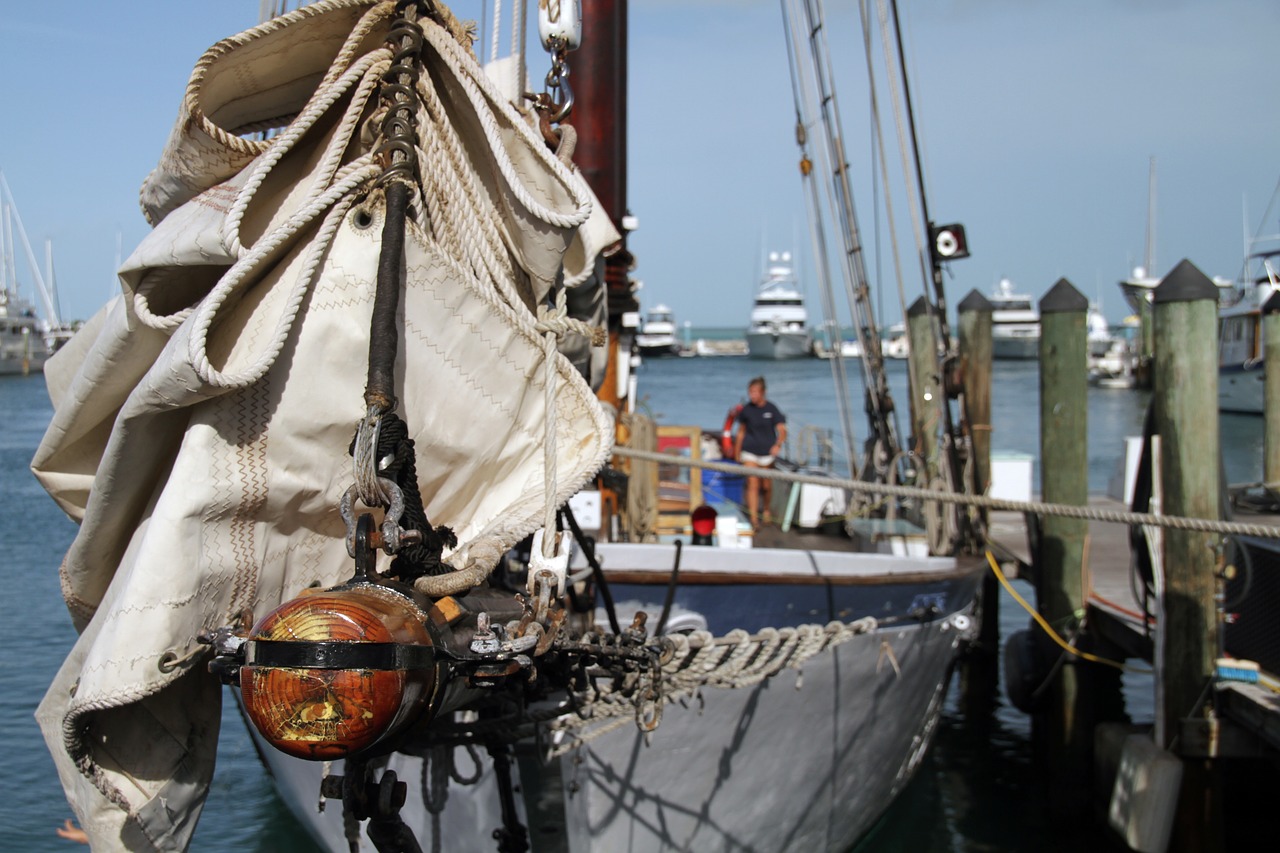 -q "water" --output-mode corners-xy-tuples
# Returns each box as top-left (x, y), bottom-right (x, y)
(1, 352), (1267, 851)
